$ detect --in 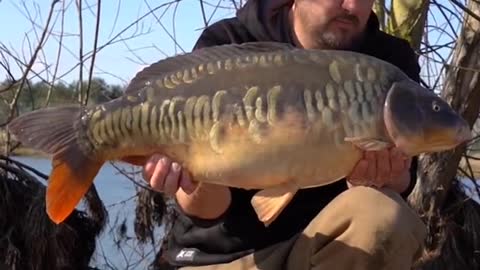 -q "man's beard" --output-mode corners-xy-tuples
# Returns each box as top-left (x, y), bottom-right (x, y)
(311, 14), (364, 50)
(314, 29), (363, 50)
